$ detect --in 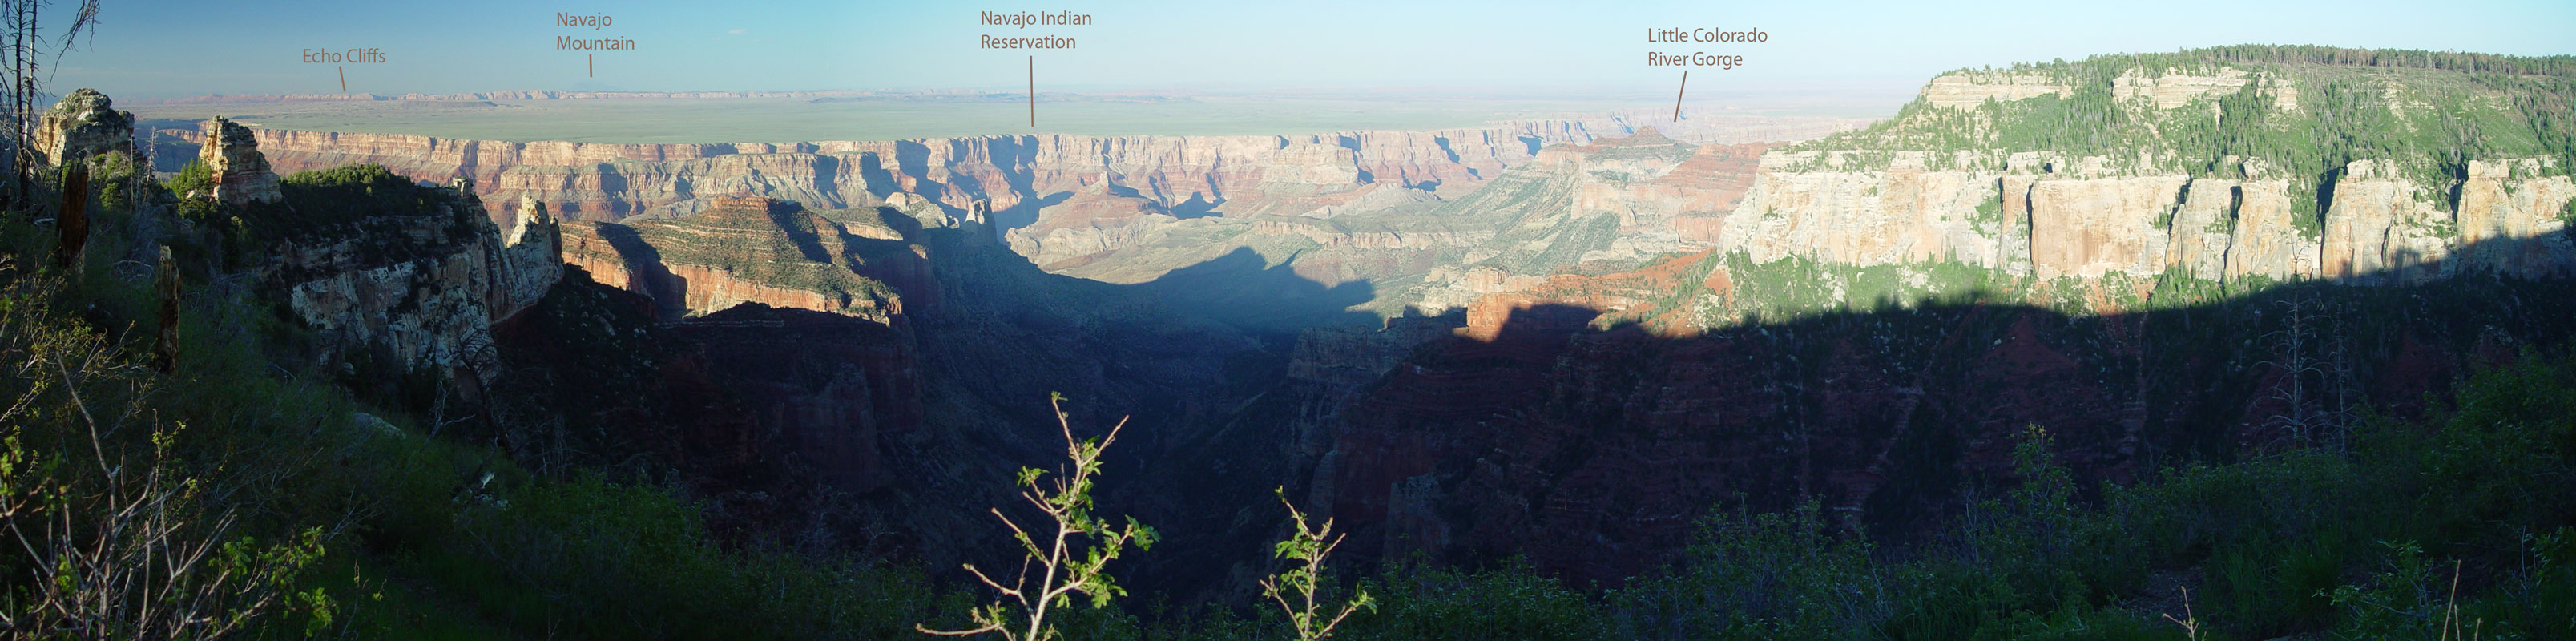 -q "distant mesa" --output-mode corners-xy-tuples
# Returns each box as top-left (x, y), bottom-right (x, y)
(139, 90), (905, 105)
